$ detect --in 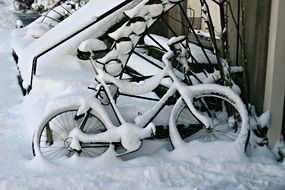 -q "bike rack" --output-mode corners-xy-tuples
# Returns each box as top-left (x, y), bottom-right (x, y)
(12, 0), (138, 95)
(13, 0), (220, 96)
